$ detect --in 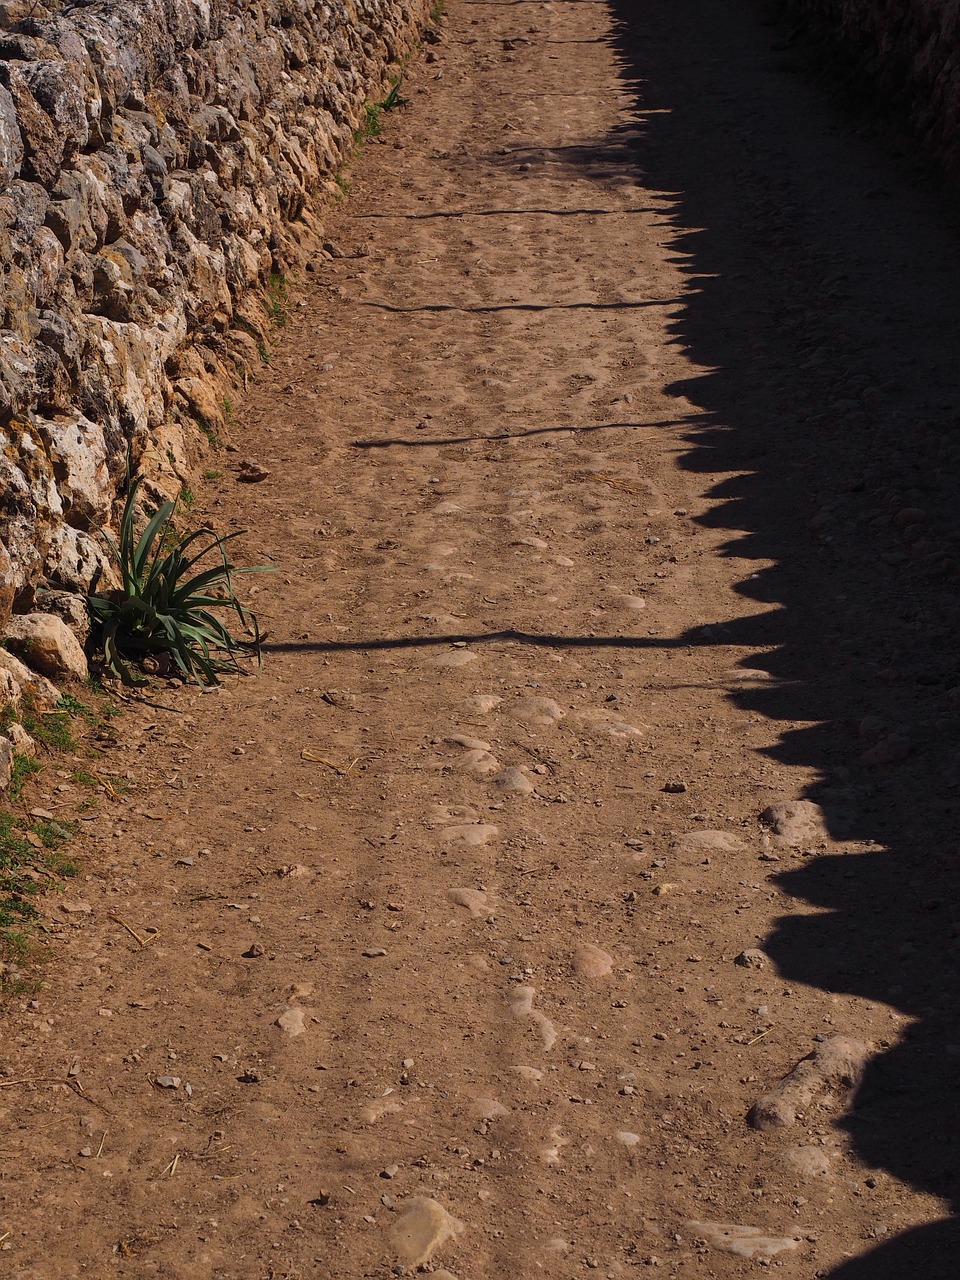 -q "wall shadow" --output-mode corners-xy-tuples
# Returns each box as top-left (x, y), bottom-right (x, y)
(595, 0), (960, 1274)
